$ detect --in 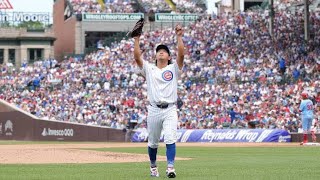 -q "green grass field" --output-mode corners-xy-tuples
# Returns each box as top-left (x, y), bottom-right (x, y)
(0, 144), (319, 180)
